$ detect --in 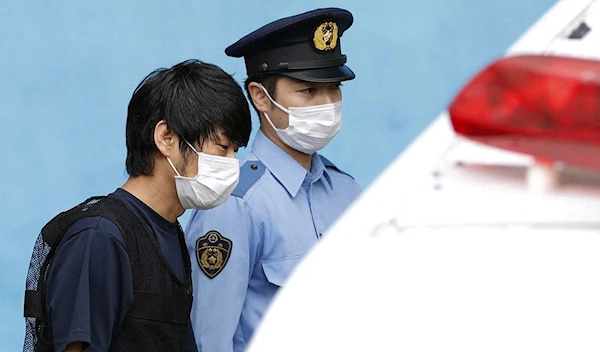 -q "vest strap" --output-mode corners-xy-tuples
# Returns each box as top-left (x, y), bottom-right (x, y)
(24, 290), (42, 318)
